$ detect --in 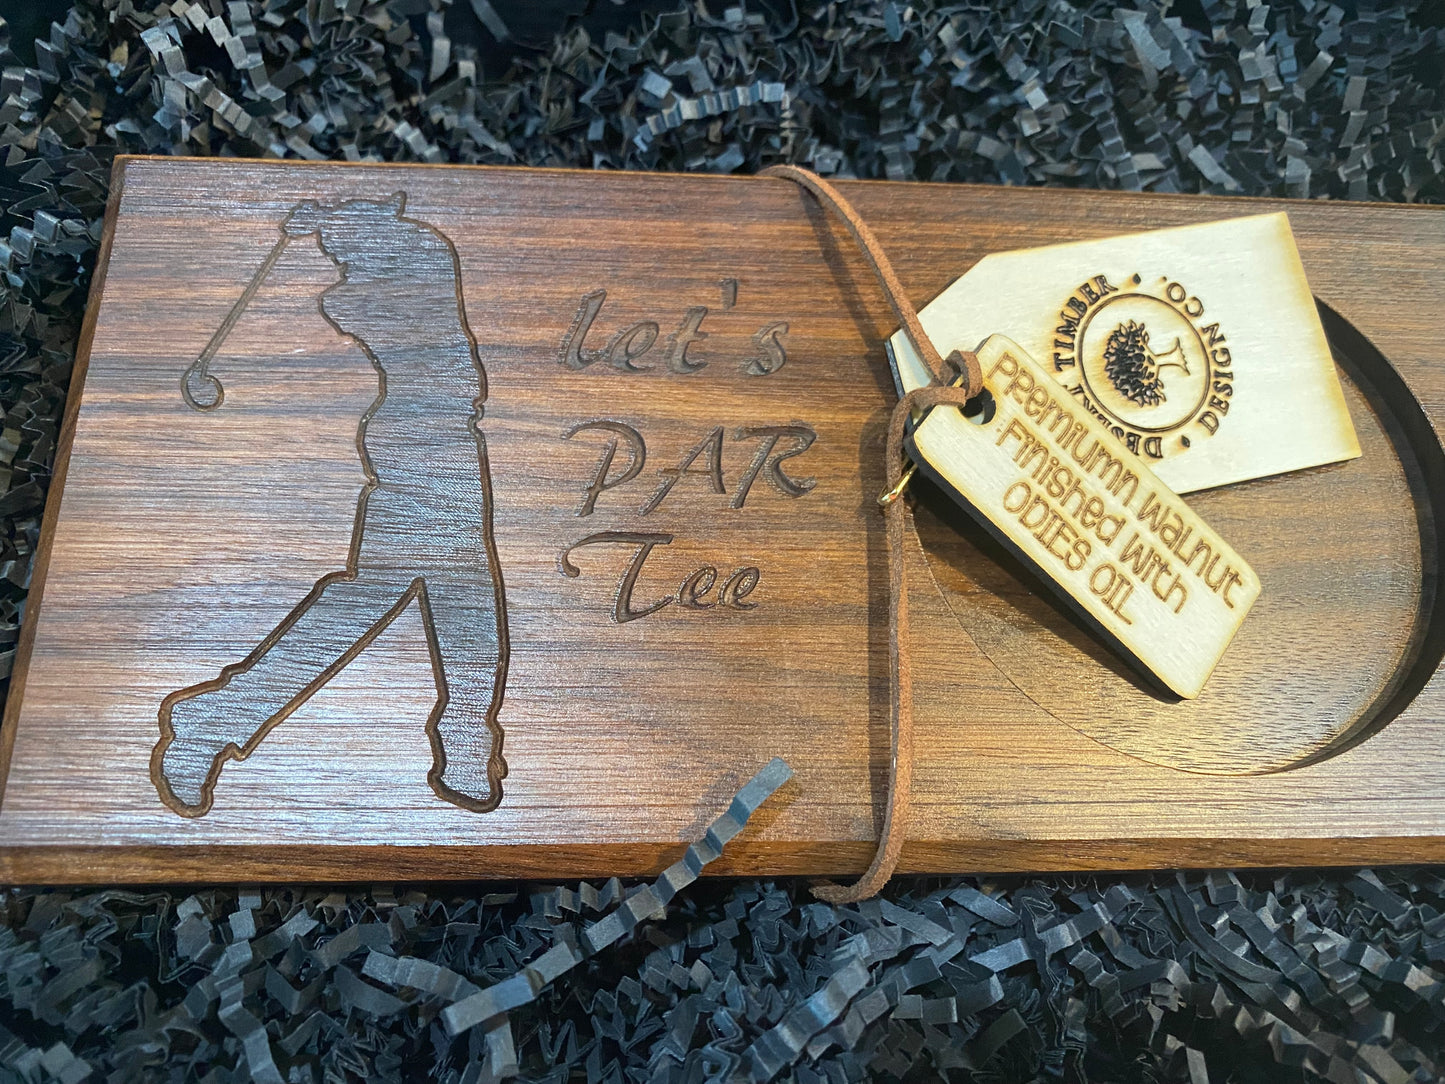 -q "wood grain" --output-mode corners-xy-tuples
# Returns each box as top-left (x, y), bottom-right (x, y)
(1, 156), (1444, 882)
